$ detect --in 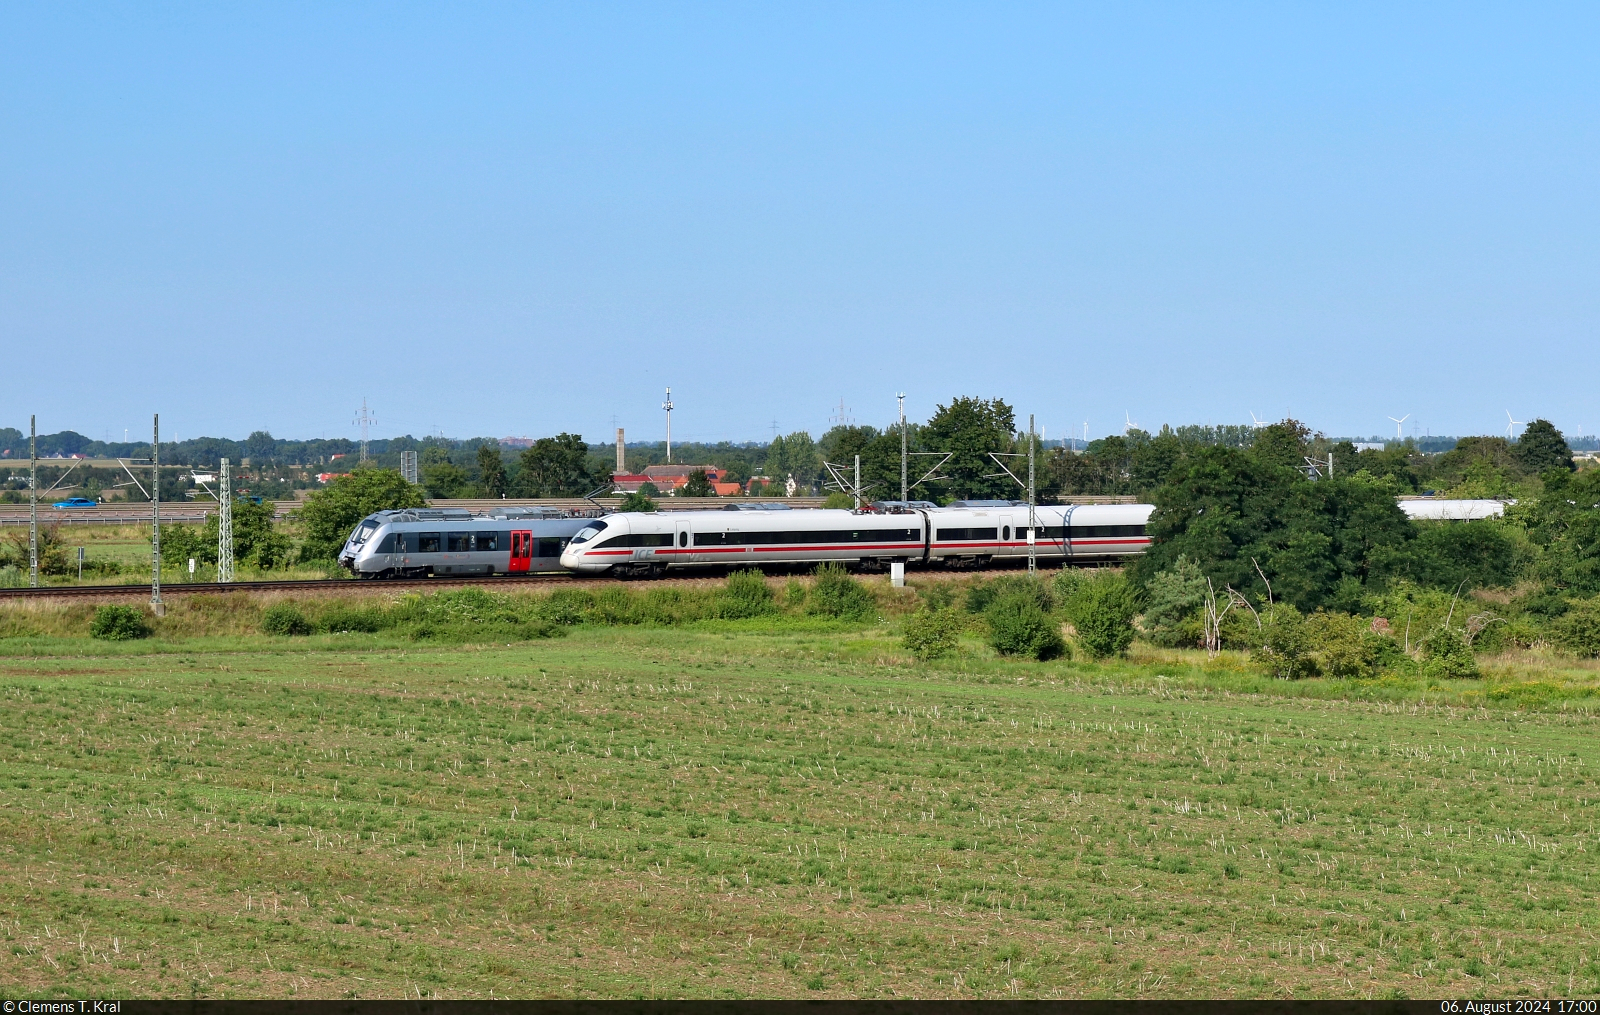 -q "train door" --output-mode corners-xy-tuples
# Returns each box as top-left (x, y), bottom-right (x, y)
(508, 530), (532, 573)
(673, 517), (693, 565)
